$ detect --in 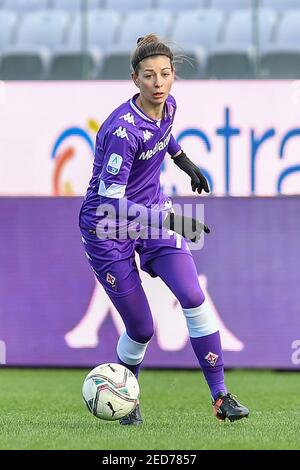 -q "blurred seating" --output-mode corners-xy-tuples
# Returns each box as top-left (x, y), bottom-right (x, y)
(260, 0), (300, 11)
(170, 9), (225, 79)
(260, 47), (300, 78)
(116, 10), (172, 47)
(171, 9), (224, 50)
(2, 0), (49, 11)
(206, 9), (277, 78)
(49, 51), (101, 79)
(274, 9), (300, 43)
(49, 10), (120, 79)
(51, 0), (100, 11)
(260, 10), (300, 78)
(206, 48), (256, 78)
(224, 8), (276, 48)
(209, 0), (254, 11)
(66, 10), (120, 50)
(1, 0), (300, 79)
(104, 0), (152, 12)
(0, 10), (70, 79)
(156, 0), (206, 11)
(100, 48), (132, 79)
(0, 11), (18, 50)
